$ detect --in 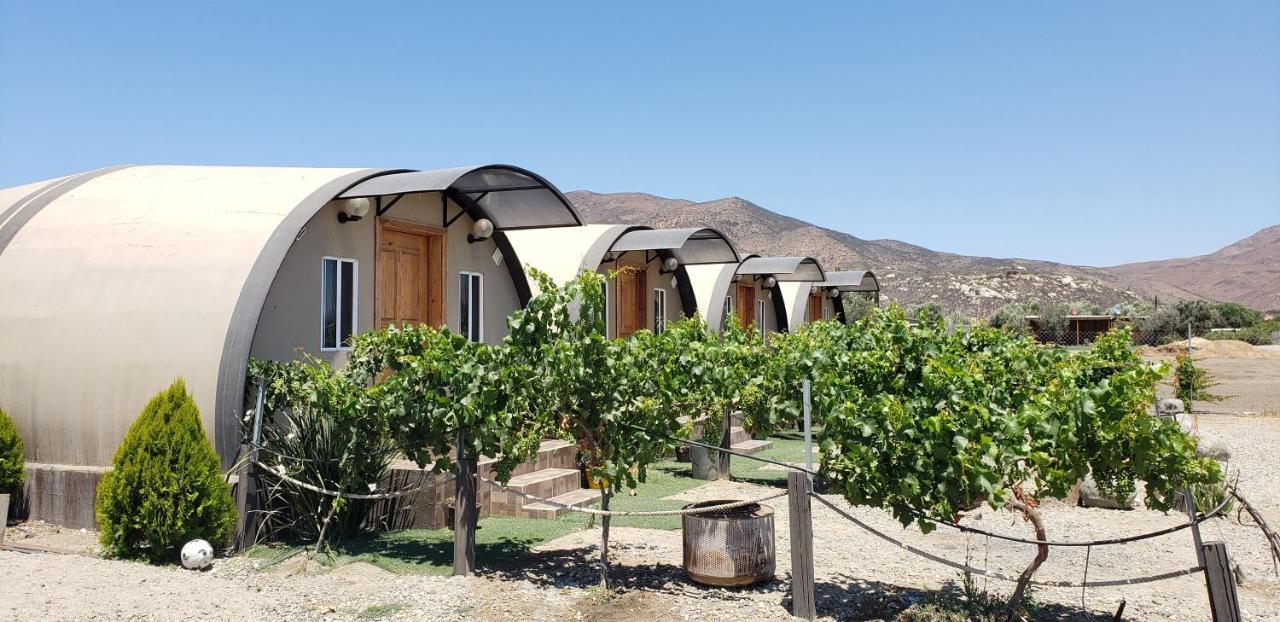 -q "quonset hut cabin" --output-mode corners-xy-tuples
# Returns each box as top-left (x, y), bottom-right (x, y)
(506, 225), (740, 338)
(0, 164), (584, 527)
(686, 255), (825, 336)
(818, 270), (881, 323)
